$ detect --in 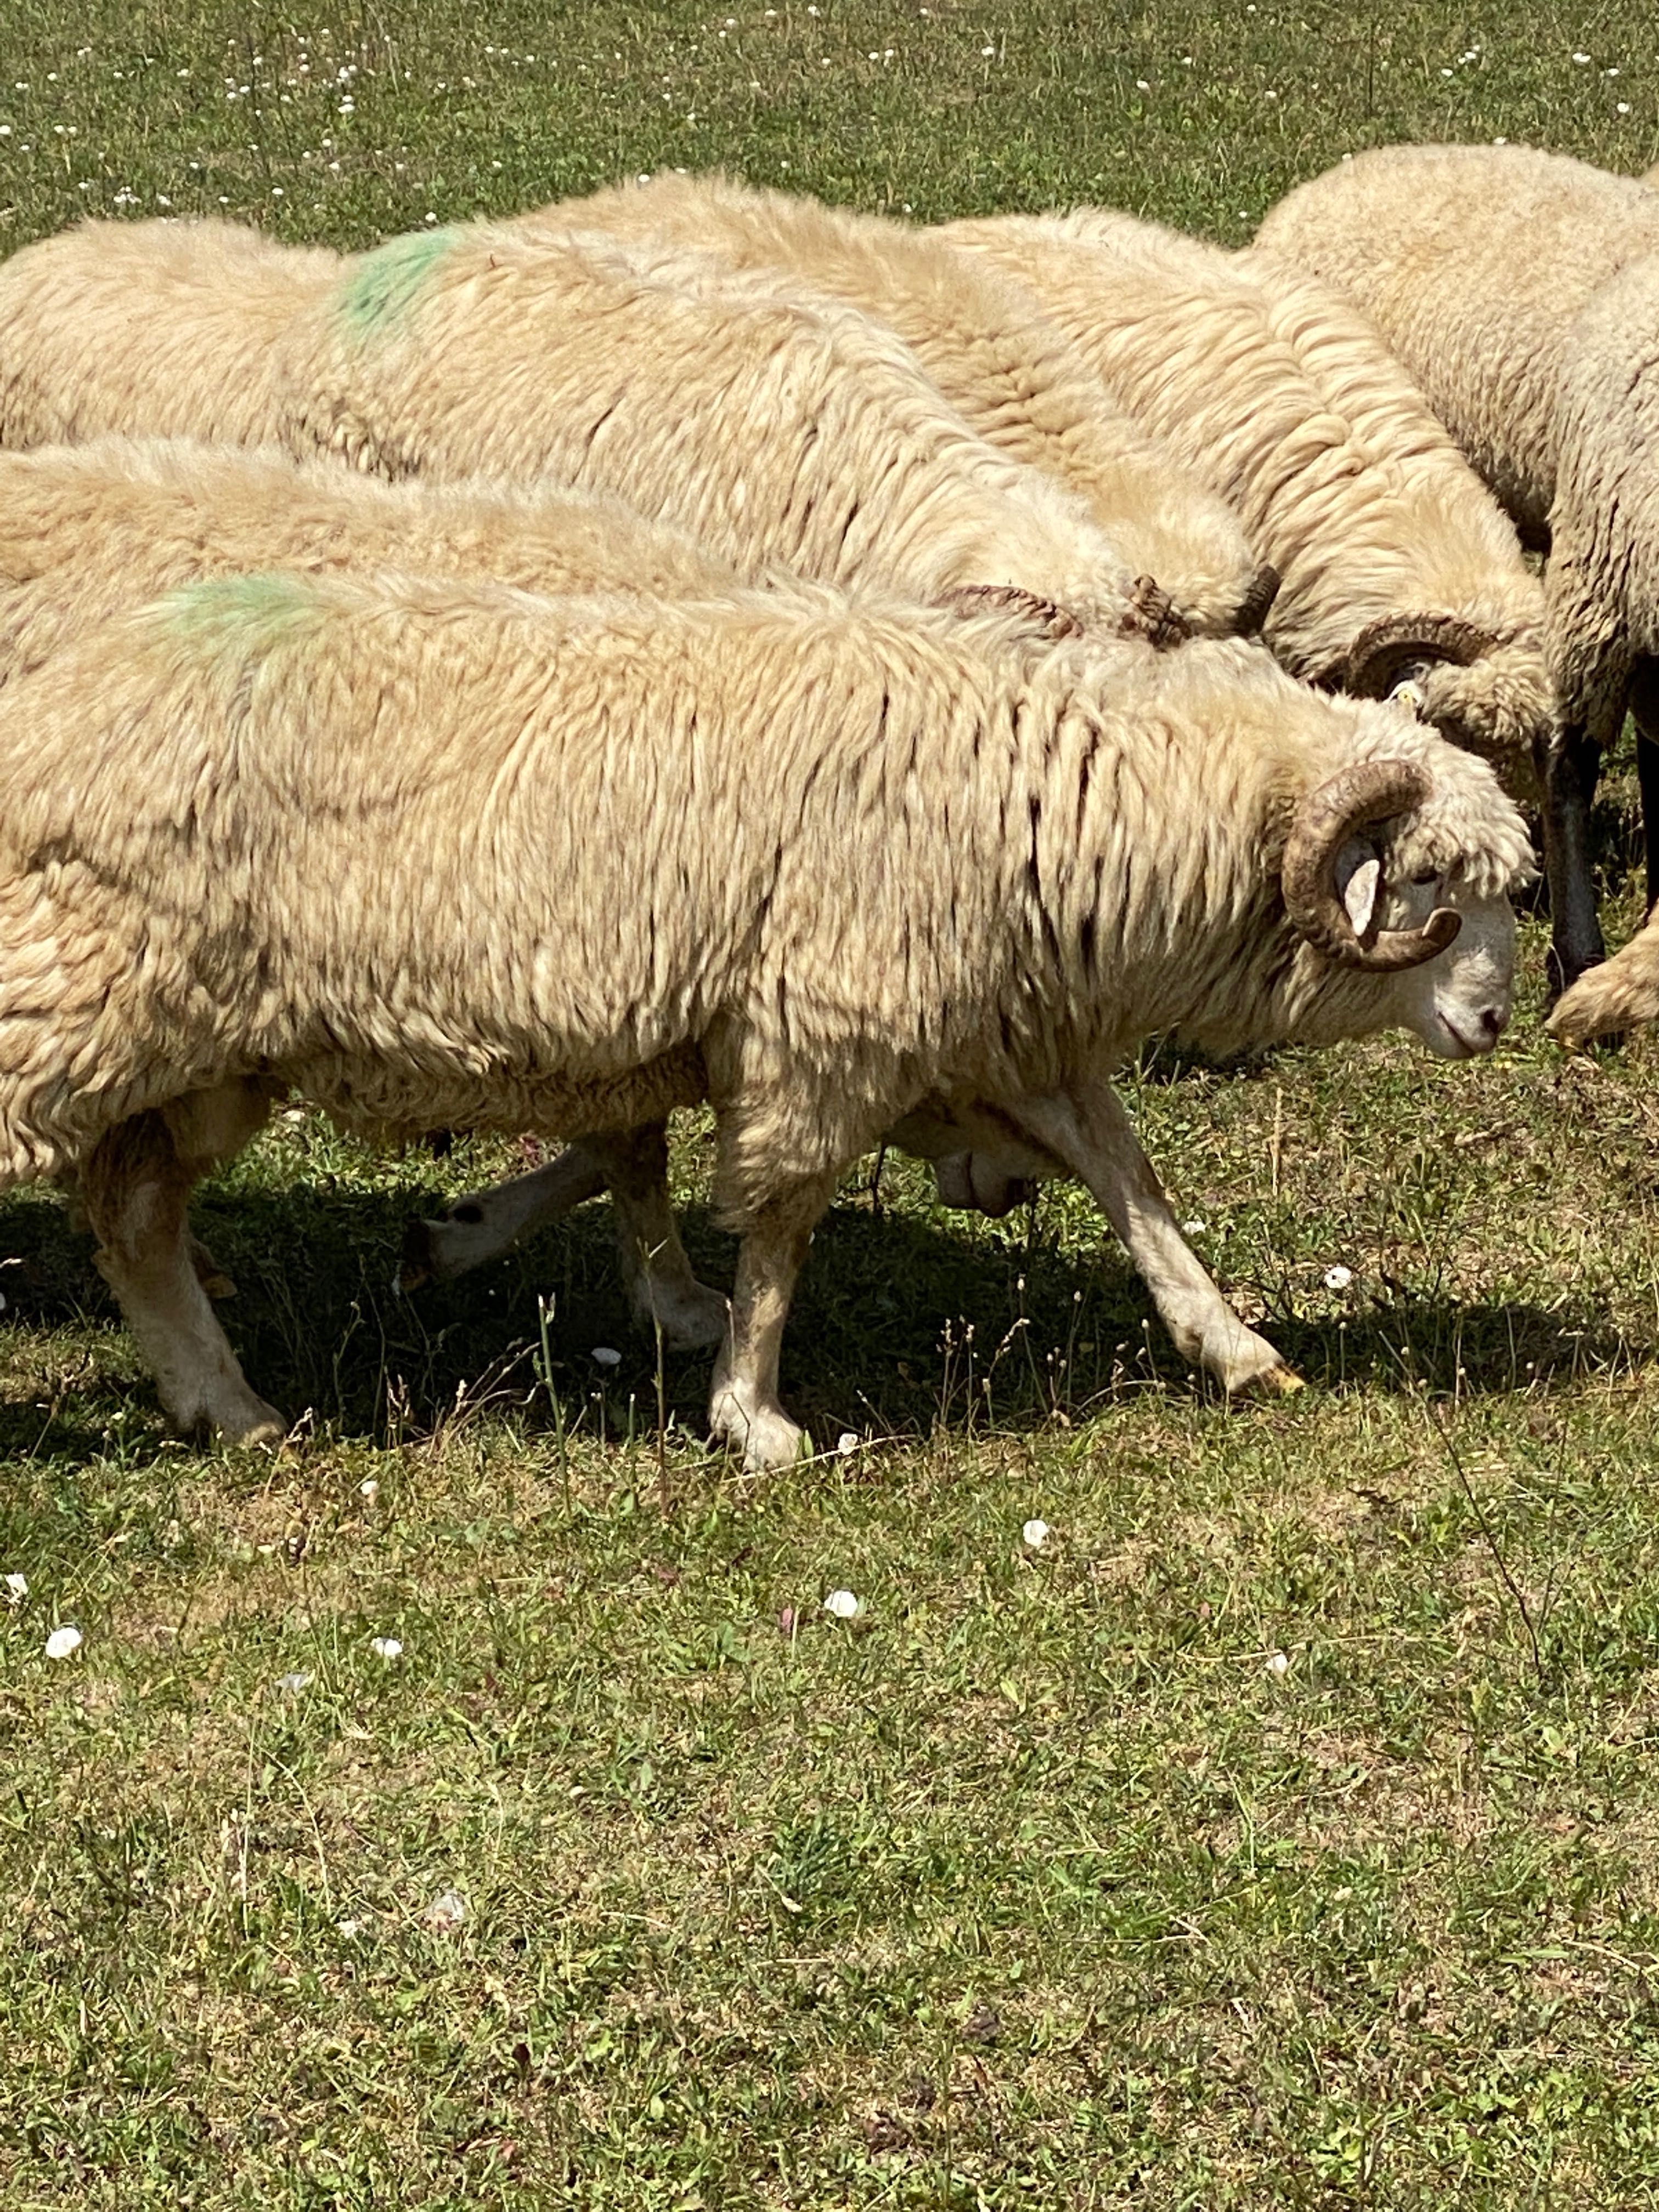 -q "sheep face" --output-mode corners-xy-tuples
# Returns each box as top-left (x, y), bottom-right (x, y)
(1333, 848), (1517, 1058)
